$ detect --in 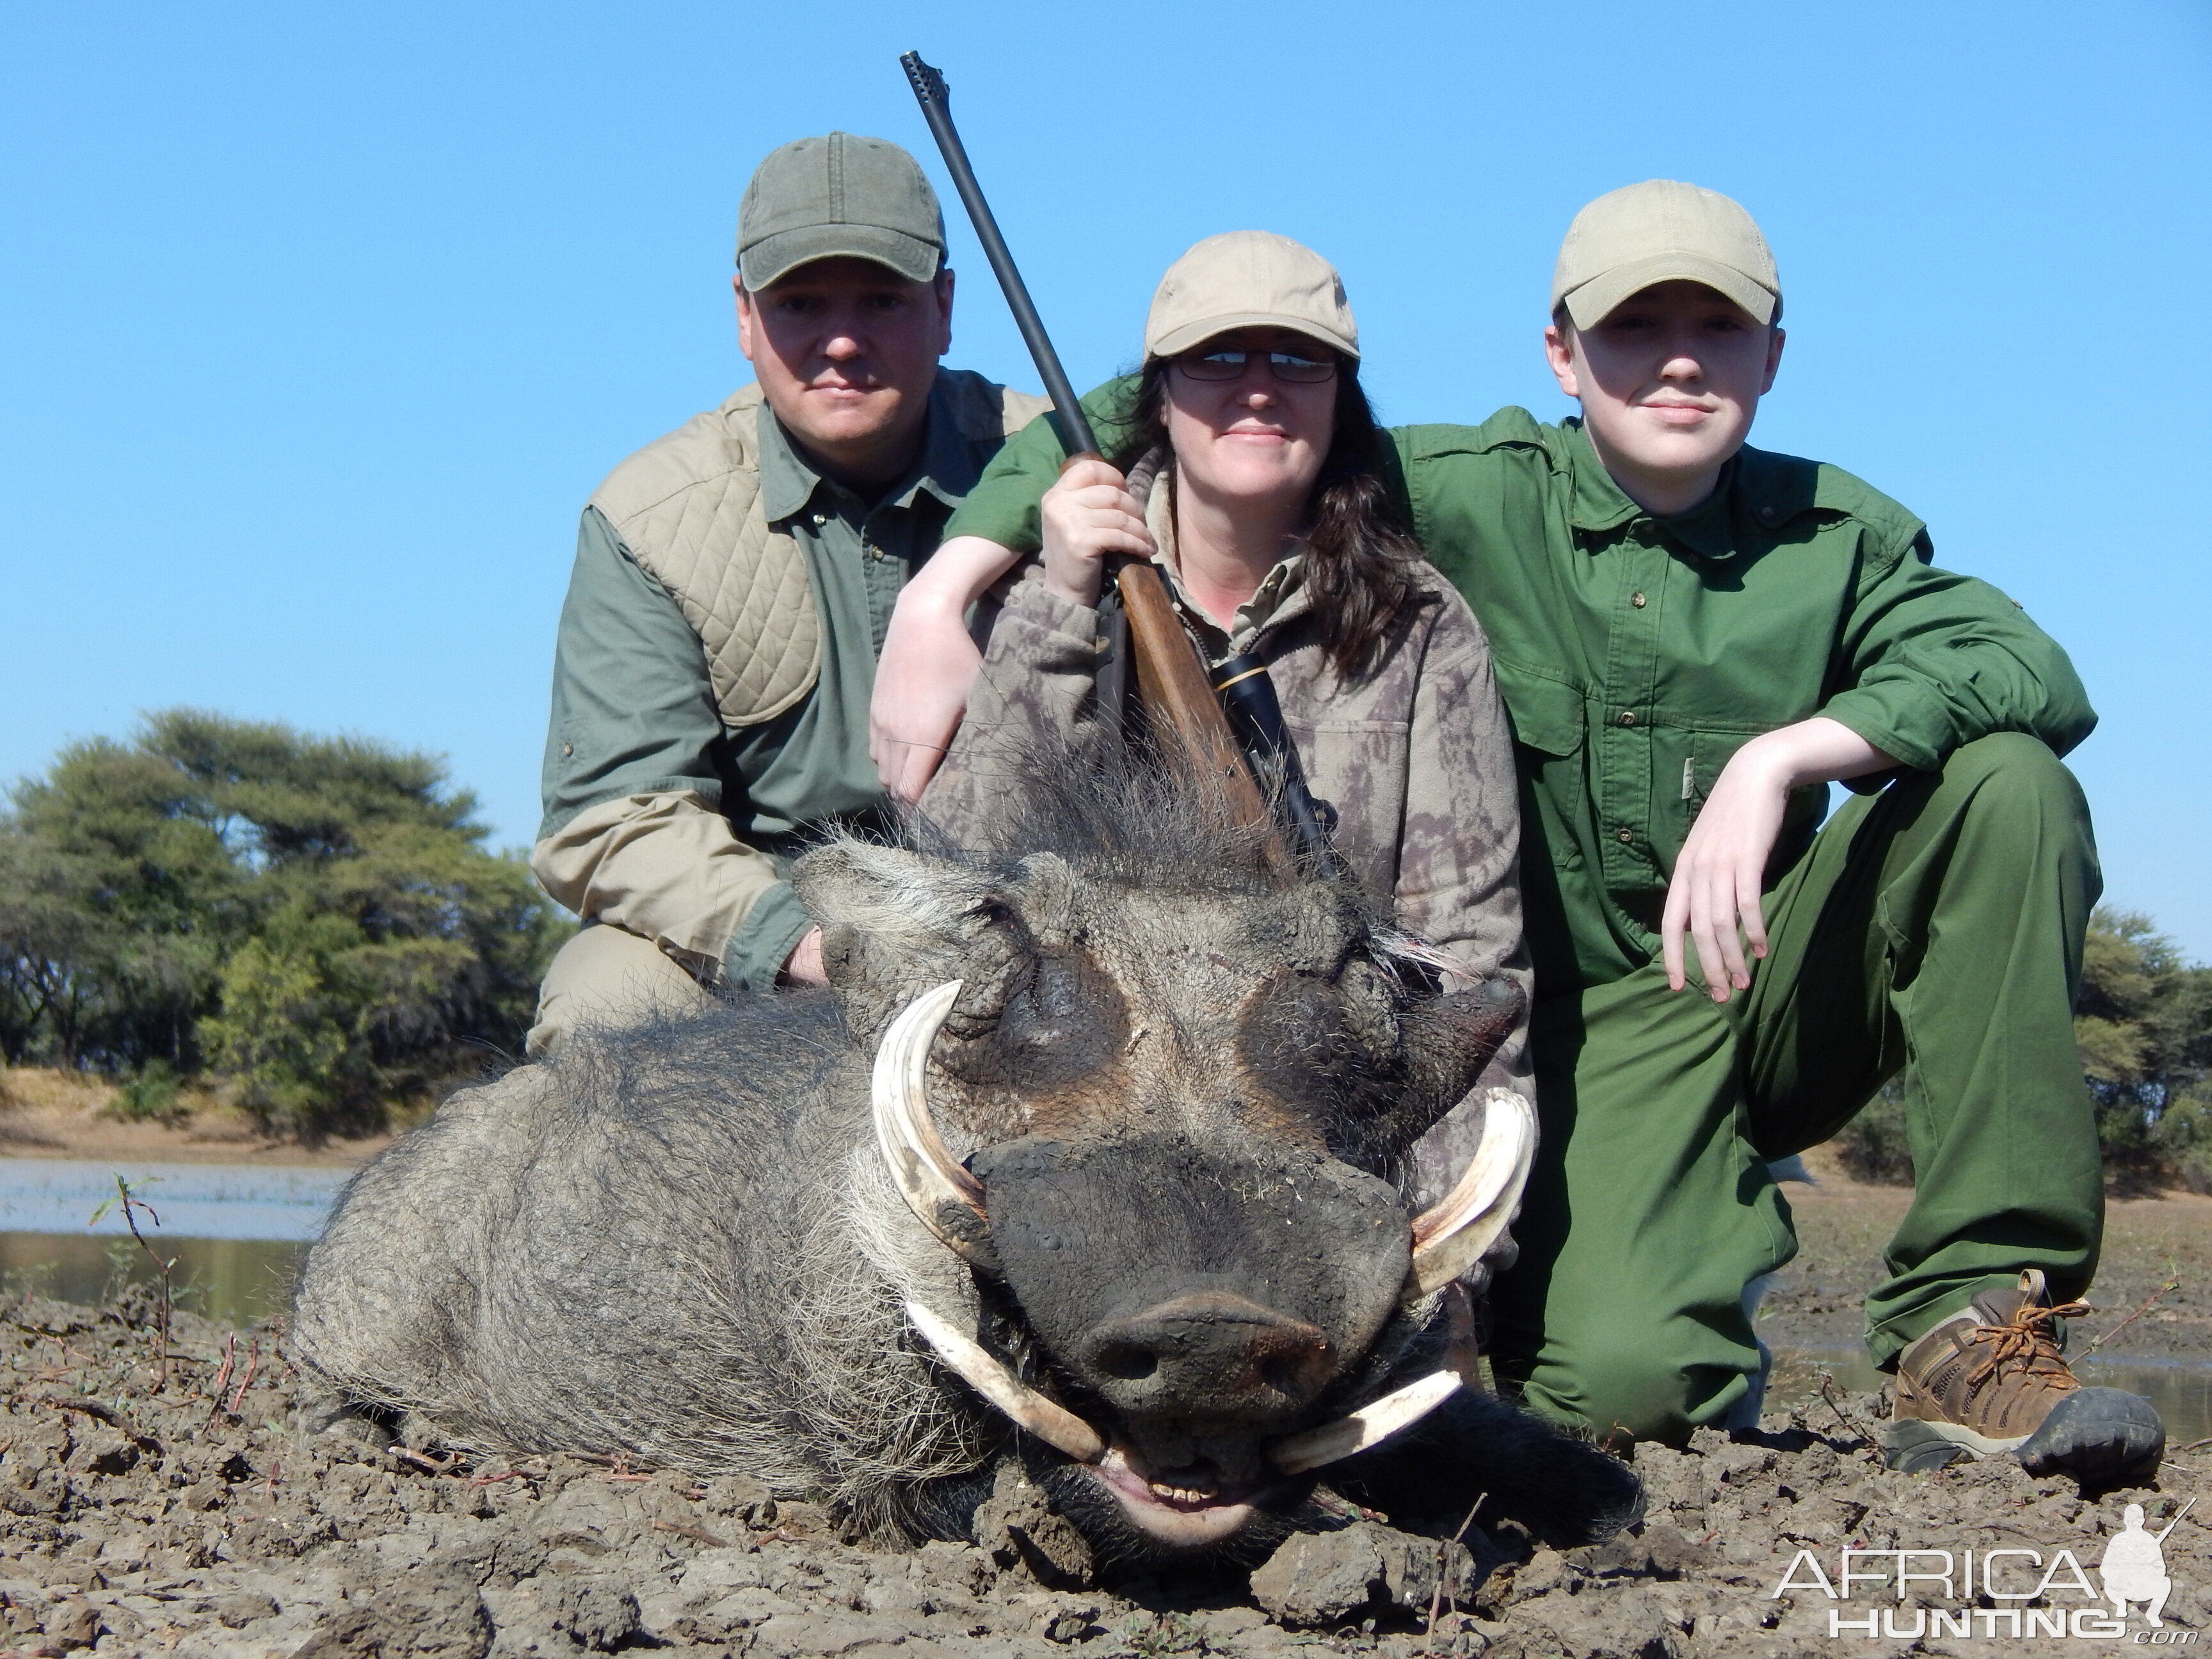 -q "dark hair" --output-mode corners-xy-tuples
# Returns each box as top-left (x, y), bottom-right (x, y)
(1112, 354), (1429, 683)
